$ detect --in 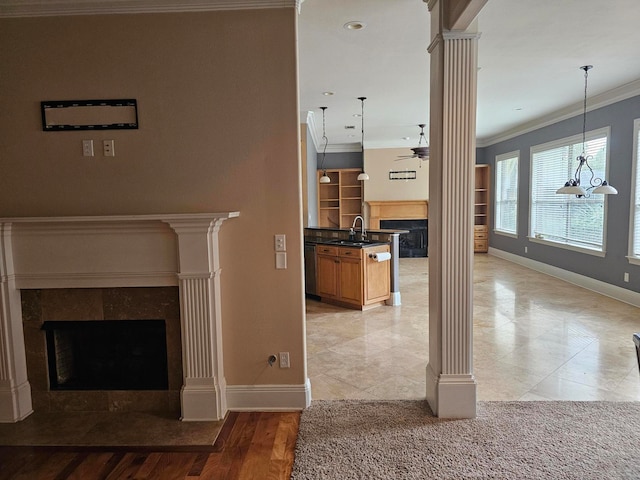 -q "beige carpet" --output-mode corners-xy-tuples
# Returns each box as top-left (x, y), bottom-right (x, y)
(291, 400), (640, 479)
